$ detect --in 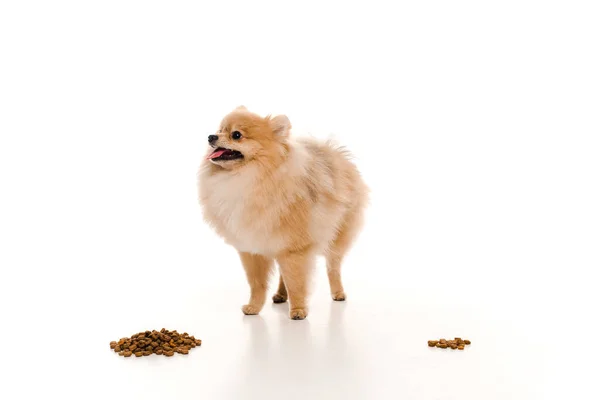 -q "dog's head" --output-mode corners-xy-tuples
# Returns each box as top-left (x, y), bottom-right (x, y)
(205, 106), (291, 170)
